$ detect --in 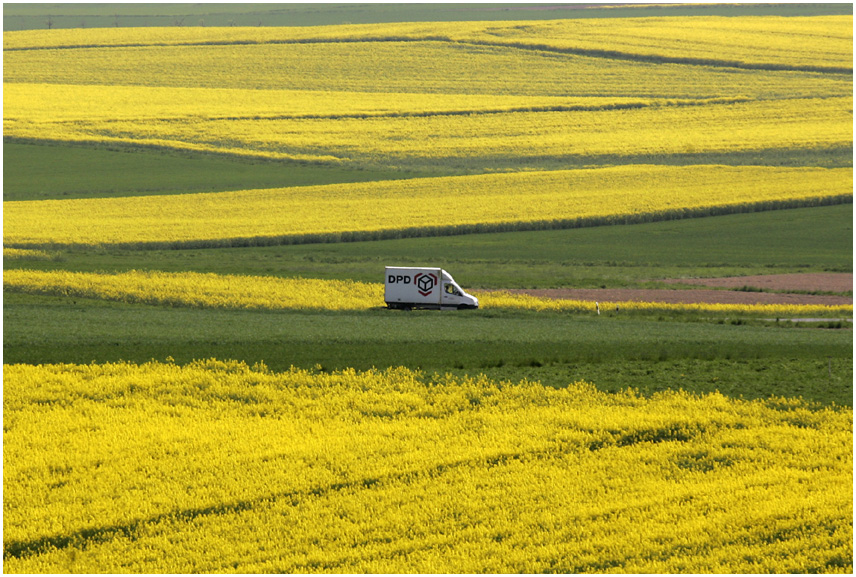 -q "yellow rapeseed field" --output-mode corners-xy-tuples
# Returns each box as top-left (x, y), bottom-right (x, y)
(4, 360), (851, 573)
(4, 18), (850, 172)
(5, 269), (851, 318)
(5, 39), (849, 97)
(2, 269), (382, 312)
(2, 14), (852, 575)
(2, 248), (55, 261)
(479, 289), (853, 318)
(467, 16), (853, 71)
(6, 83), (849, 170)
(4, 165), (851, 249)
(5, 83), (652, 122)
(4, 16), (851, 70)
